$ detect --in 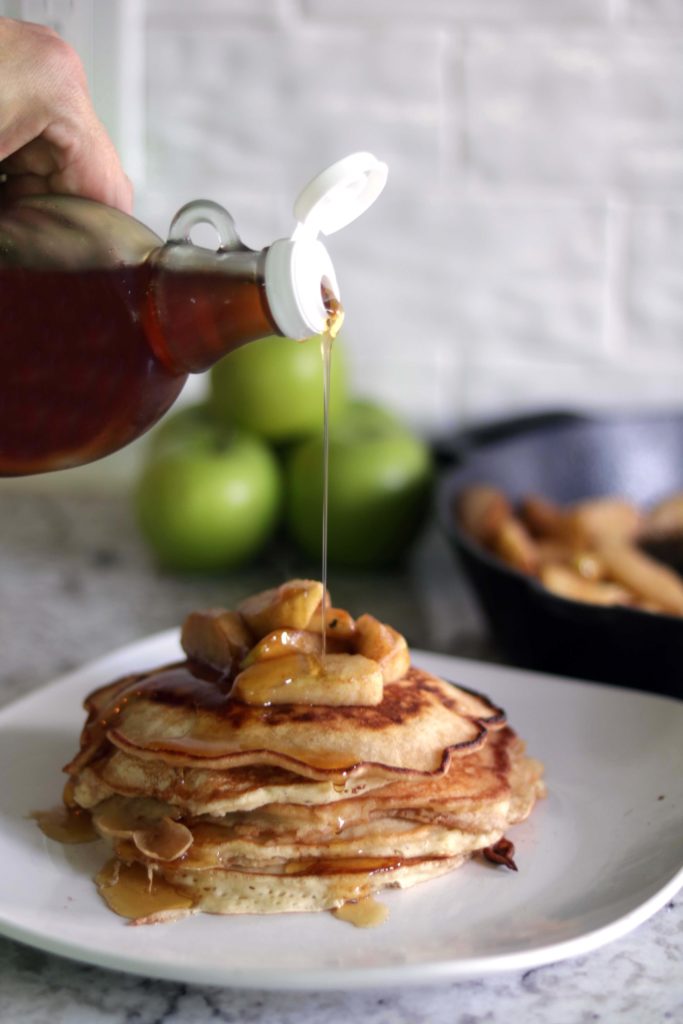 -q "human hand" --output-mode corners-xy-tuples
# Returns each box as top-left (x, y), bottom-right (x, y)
(0, 18), (133, 213)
